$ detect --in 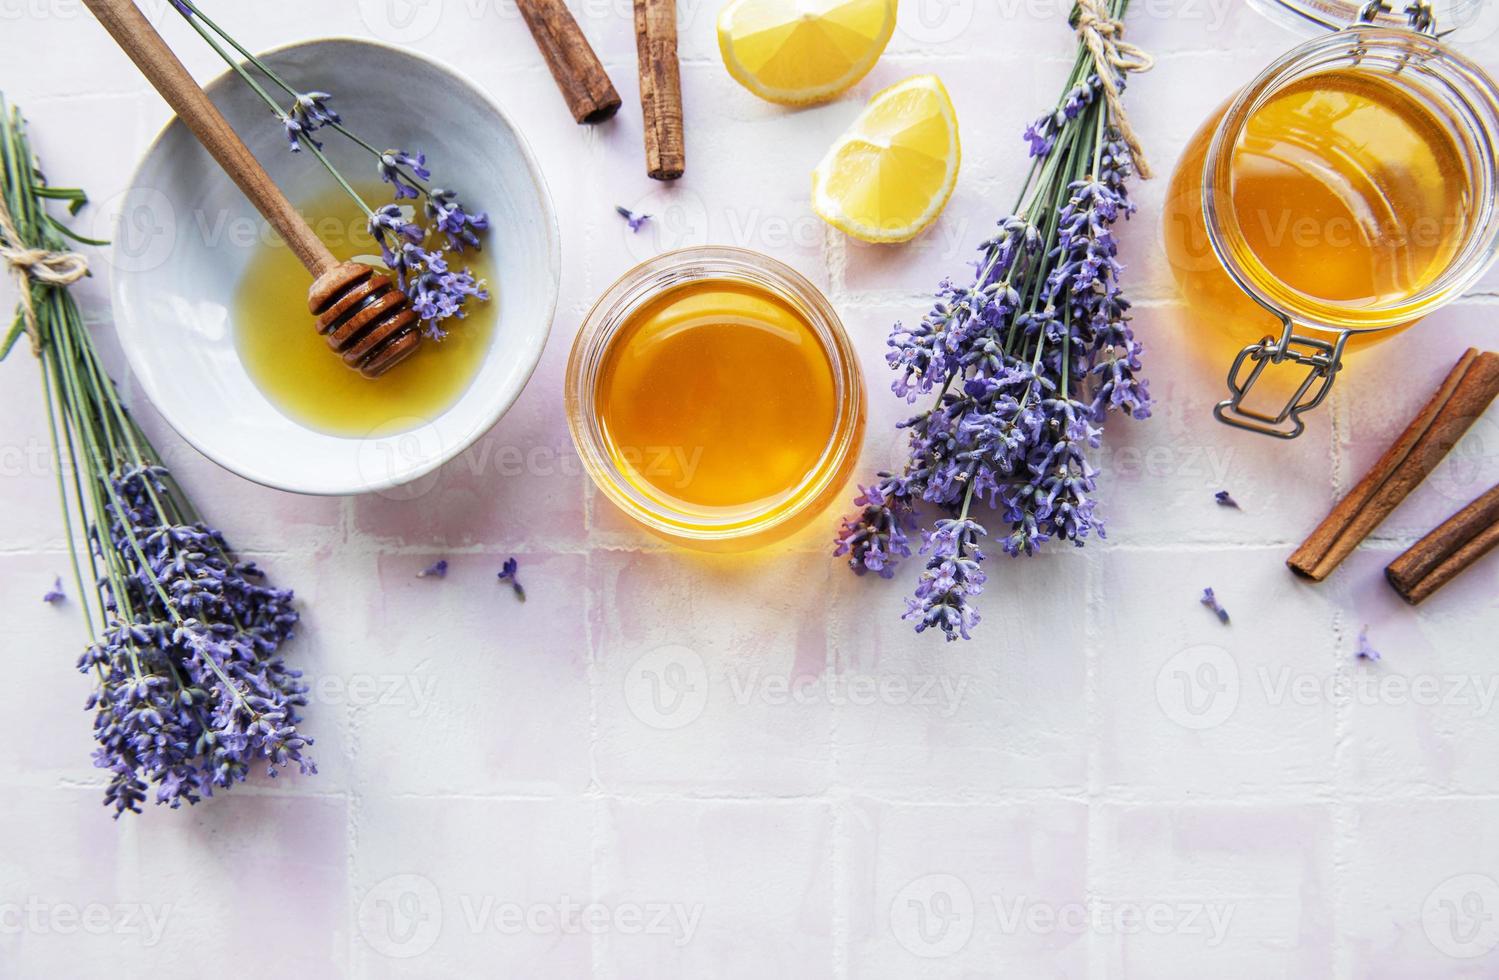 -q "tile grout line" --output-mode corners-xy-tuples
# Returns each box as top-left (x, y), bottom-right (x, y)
(1084, 544), (1105, 978)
